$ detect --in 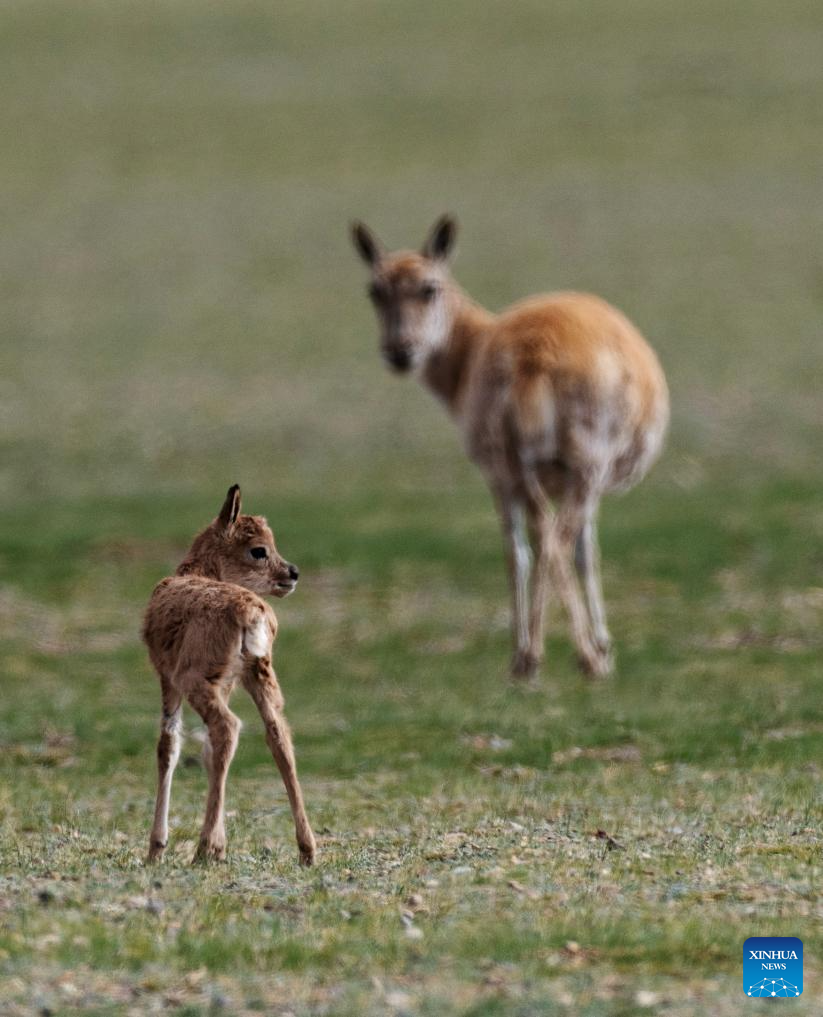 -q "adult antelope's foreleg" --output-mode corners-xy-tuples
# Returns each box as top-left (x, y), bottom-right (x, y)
(186, 682), (241, 862)
(147, 686), (183, 862)
(525, 492), (555, 673)
(493, 487), (535, 678)
(241, 657), (316, 866)
(575, 514), (611, 657)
